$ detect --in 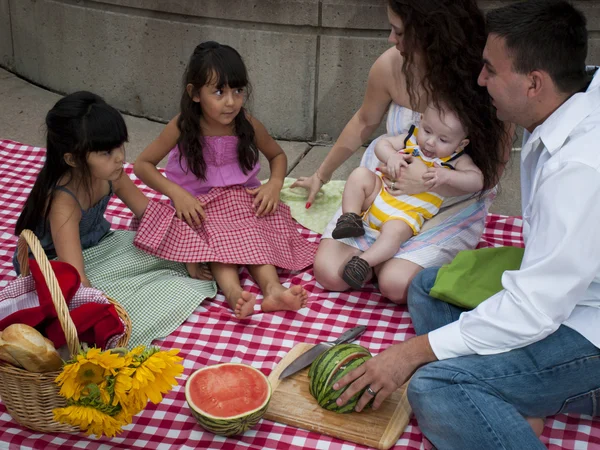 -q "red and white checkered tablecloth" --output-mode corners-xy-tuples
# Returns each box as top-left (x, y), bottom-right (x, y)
(0, 139), (598, 450)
